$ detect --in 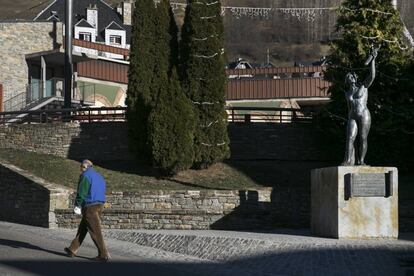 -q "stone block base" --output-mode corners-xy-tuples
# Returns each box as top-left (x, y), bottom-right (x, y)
(311, 166), (398, 239)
